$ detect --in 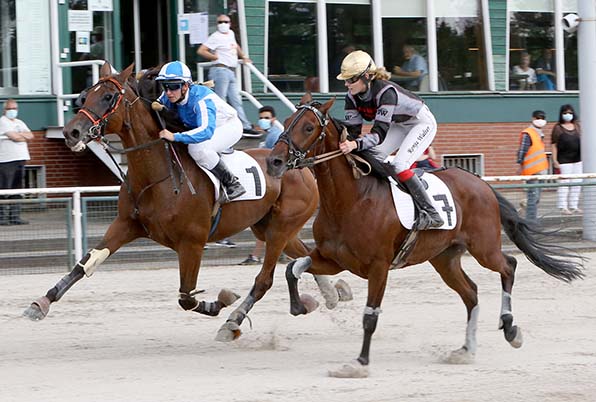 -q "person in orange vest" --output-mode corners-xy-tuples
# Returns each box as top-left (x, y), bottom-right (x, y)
(516, 110), (549, 221)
